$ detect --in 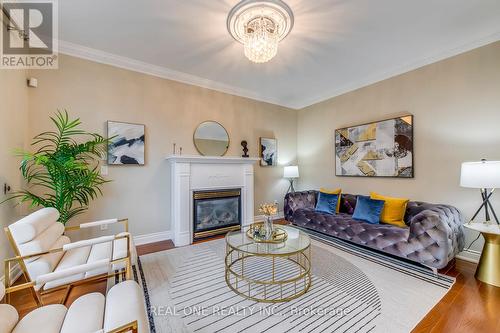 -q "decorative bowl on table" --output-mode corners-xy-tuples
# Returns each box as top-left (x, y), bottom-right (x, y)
(246, 222), (288, 243)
